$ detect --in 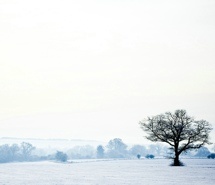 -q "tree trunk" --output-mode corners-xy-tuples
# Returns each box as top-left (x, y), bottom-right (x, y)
(173, 153), (181, 166)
